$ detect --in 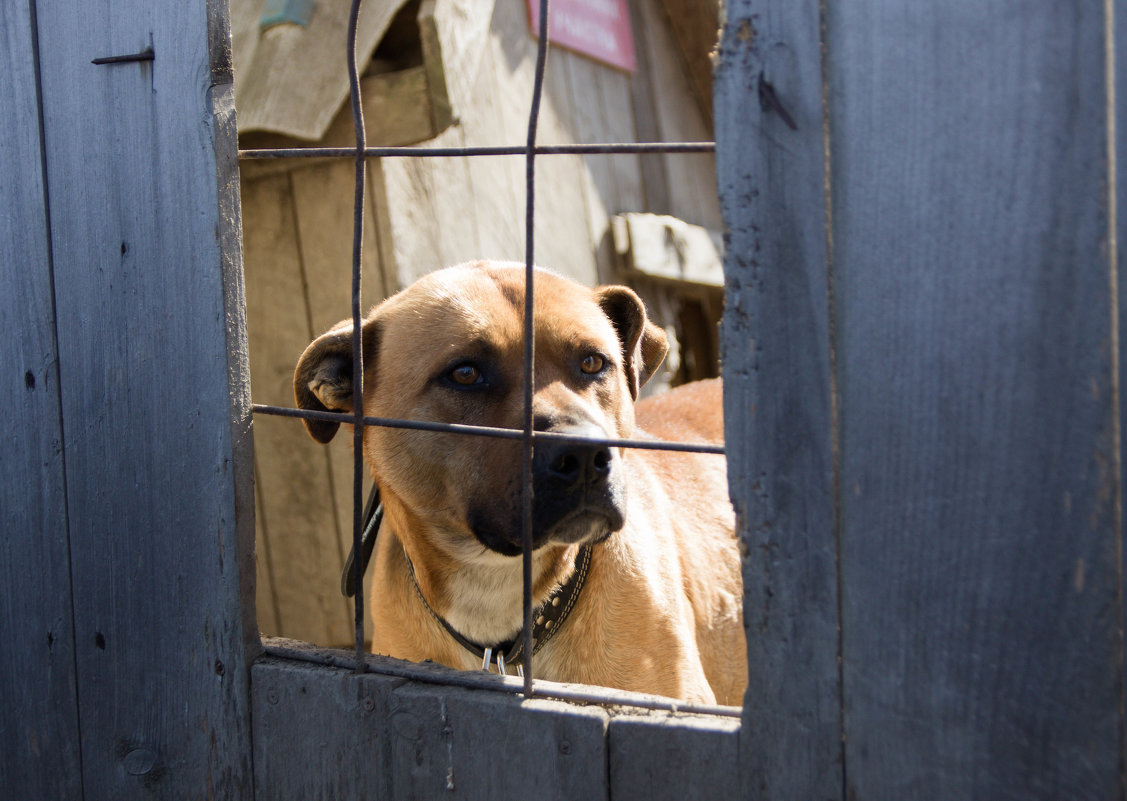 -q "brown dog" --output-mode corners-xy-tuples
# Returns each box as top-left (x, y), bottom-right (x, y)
(293, 261), (745, 705)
